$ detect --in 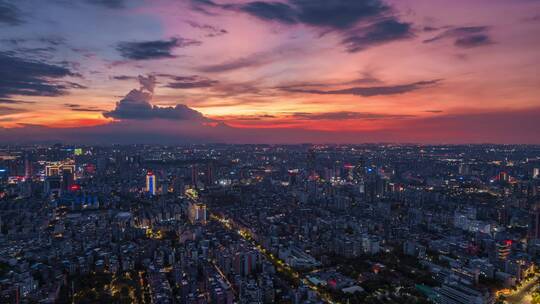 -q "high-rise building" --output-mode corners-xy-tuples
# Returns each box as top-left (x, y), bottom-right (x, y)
(44, 176), (62, 197)
(188, 201), (207, 224)
(496, 240), (512, 260)
(459, 163), (471, 175)
(529, 204), (540, 241)
(146, 172), (156, 195)
(306, 148), (316, 174)
(206, 162), (215, 186)
(62, 169), (74, 192)
(45, 161), (75, 177)
(533, 168), (540, 179)
(24, 153), (32, 180)
(191, 165), (199, 187)
(498, 171), (509, 182)
(344, 163), (354, 181)
(44, 160), (75, 197)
